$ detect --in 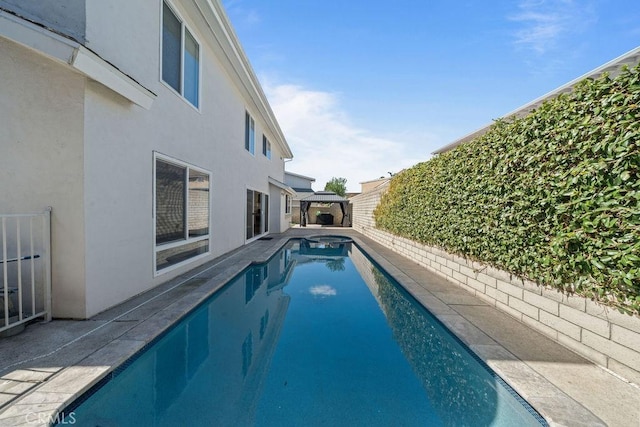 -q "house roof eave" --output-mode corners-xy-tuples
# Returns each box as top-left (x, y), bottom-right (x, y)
(268, 177), (295, 195)
(285, 171), (316, 182)
(194, 0), (293, 159)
